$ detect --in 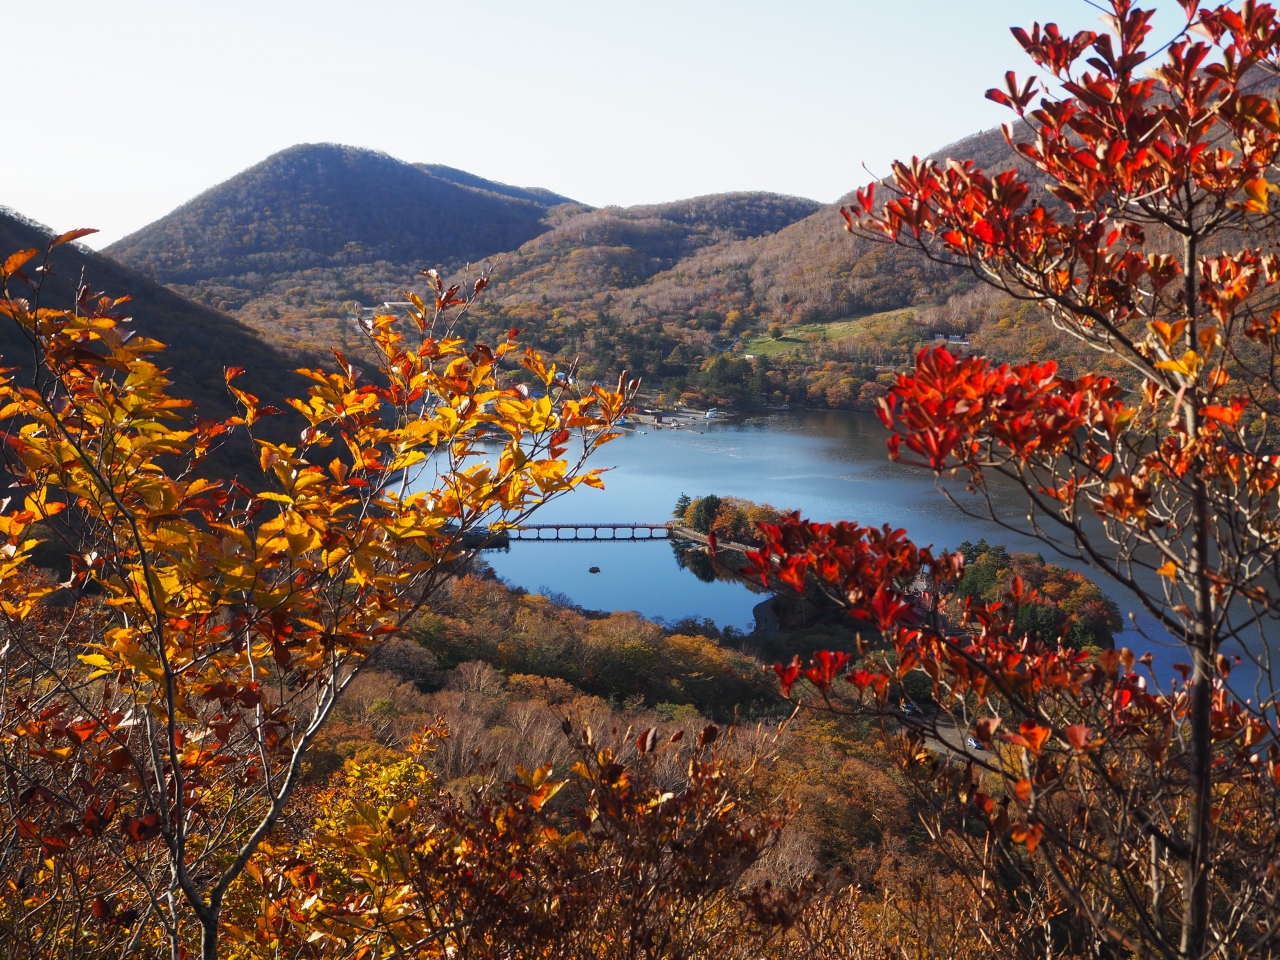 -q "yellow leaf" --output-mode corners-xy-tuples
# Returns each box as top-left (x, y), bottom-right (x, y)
(124, 652), (167, 685)
(1149, 318), (1188, 346)
(1157, 561), (1178, 579)
(219, 562), (259, 592)
(23, 487), (64, 518)
(1245, 177), (1271, 212)
(284, 513), (321, 555)
(1154, 350), (1201, 378)
(78, 653), (115, 670)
